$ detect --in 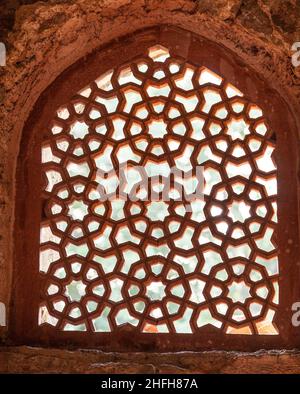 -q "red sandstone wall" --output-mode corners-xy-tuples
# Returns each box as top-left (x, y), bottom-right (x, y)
(0, 0), (300, 373)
